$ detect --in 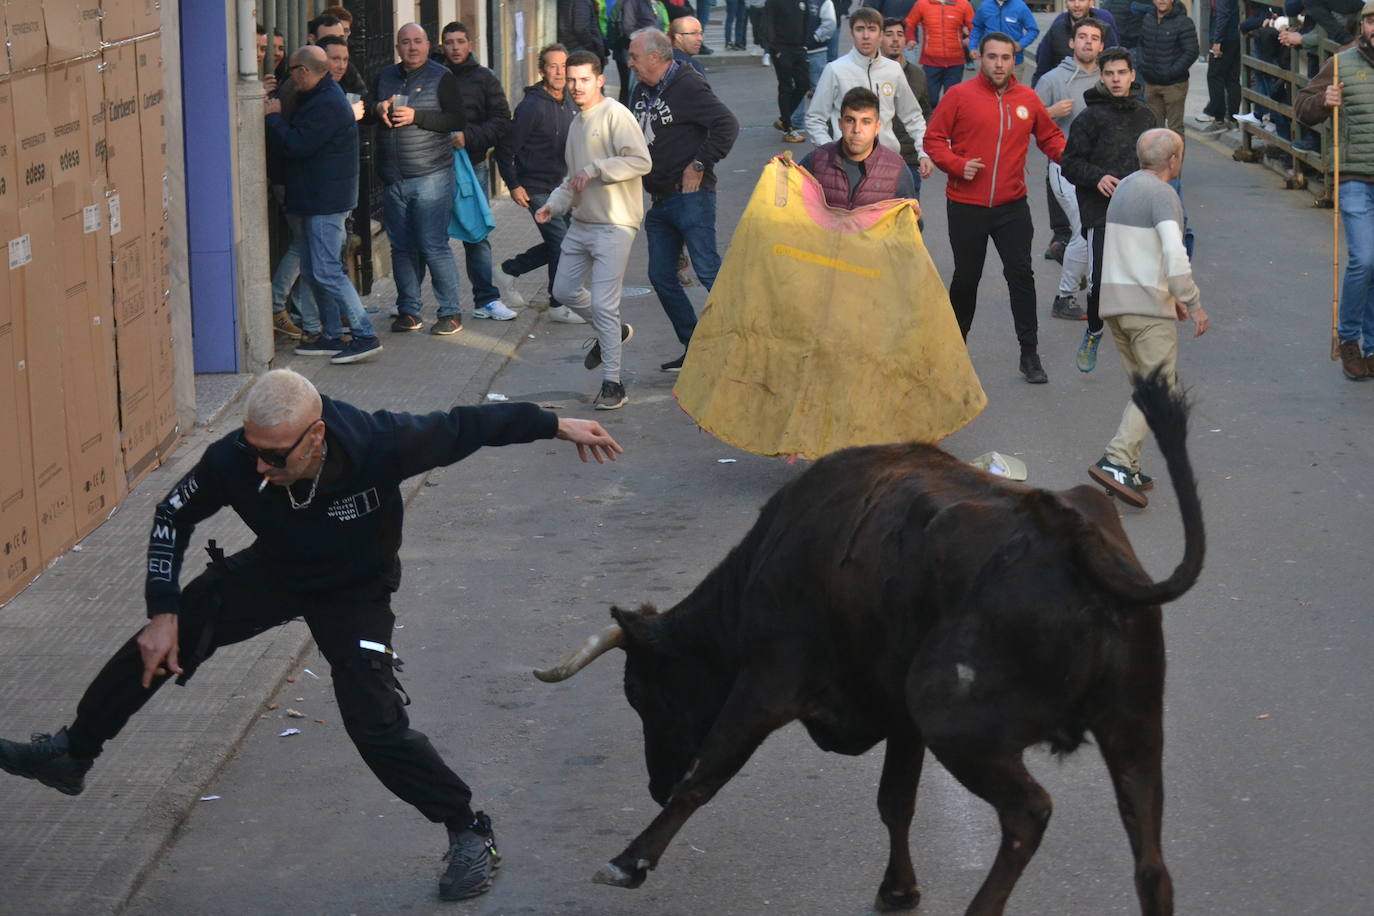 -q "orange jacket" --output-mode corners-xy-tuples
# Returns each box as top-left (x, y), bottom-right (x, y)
(904, 0), (975, 69)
